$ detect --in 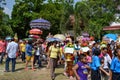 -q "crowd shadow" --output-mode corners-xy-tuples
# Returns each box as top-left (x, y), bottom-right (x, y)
(55, 72), (63, 77)
(15, 67), (24, 72)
